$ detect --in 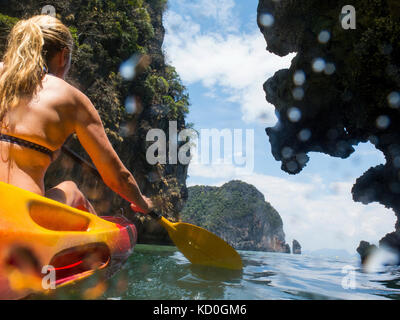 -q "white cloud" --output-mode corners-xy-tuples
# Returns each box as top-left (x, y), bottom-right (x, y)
(187, 162), (396, 253)
(163, 10), (295, 125)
